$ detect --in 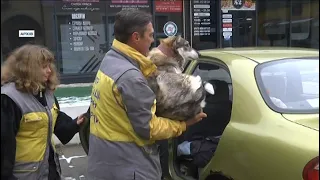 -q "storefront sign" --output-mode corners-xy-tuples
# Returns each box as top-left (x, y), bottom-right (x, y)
(163, 21), (178, 36)
(223, 31), (232, 40)
(192, 0), (212, 37)
(222, 23), (232, 28)
(222, 14), (232, 18)
(221, 0), (256, 12)
(72, 13), (86, 19)
(68, 17), (98, 52)
(223, 31), (232, 37)
(155, 0), (183, 13)
(107, 0), (151, 13)
(61, 14), (106, 73)
(222, 13), (233, 34)
(223, 28), (232, 31)
(59, 0), (101, 11)
(222, 18), (232, 23)
(19, 30), (35, 37)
